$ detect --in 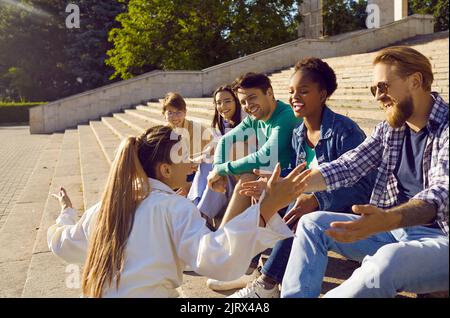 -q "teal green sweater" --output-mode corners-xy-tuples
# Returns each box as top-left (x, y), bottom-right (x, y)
(213, 100), (302, 176)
